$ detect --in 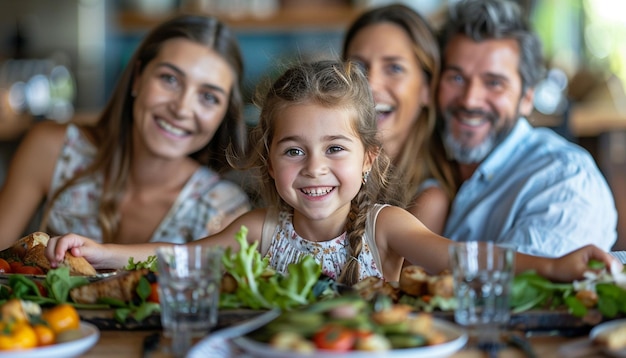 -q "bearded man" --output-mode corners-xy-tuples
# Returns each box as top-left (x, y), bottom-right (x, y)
(436, 0), (617, 256)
